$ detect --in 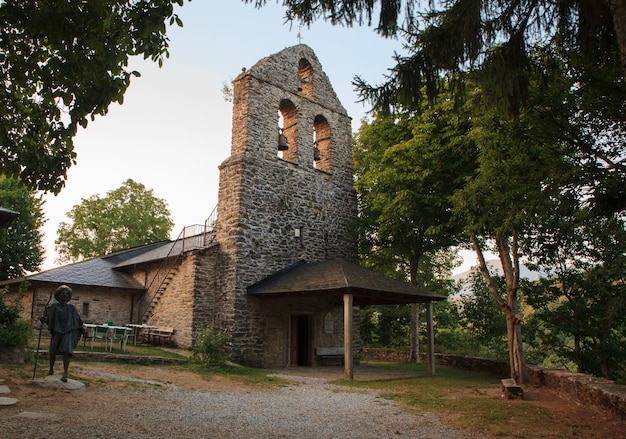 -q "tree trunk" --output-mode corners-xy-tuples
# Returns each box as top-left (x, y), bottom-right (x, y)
(599, 320), (611, 378)
(471, 233), (526, 383)
(409, 303), (419, 363)
(408, 254), (420, 363)
(603, 0), (626, 79)
(574, 333), (582, 372)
